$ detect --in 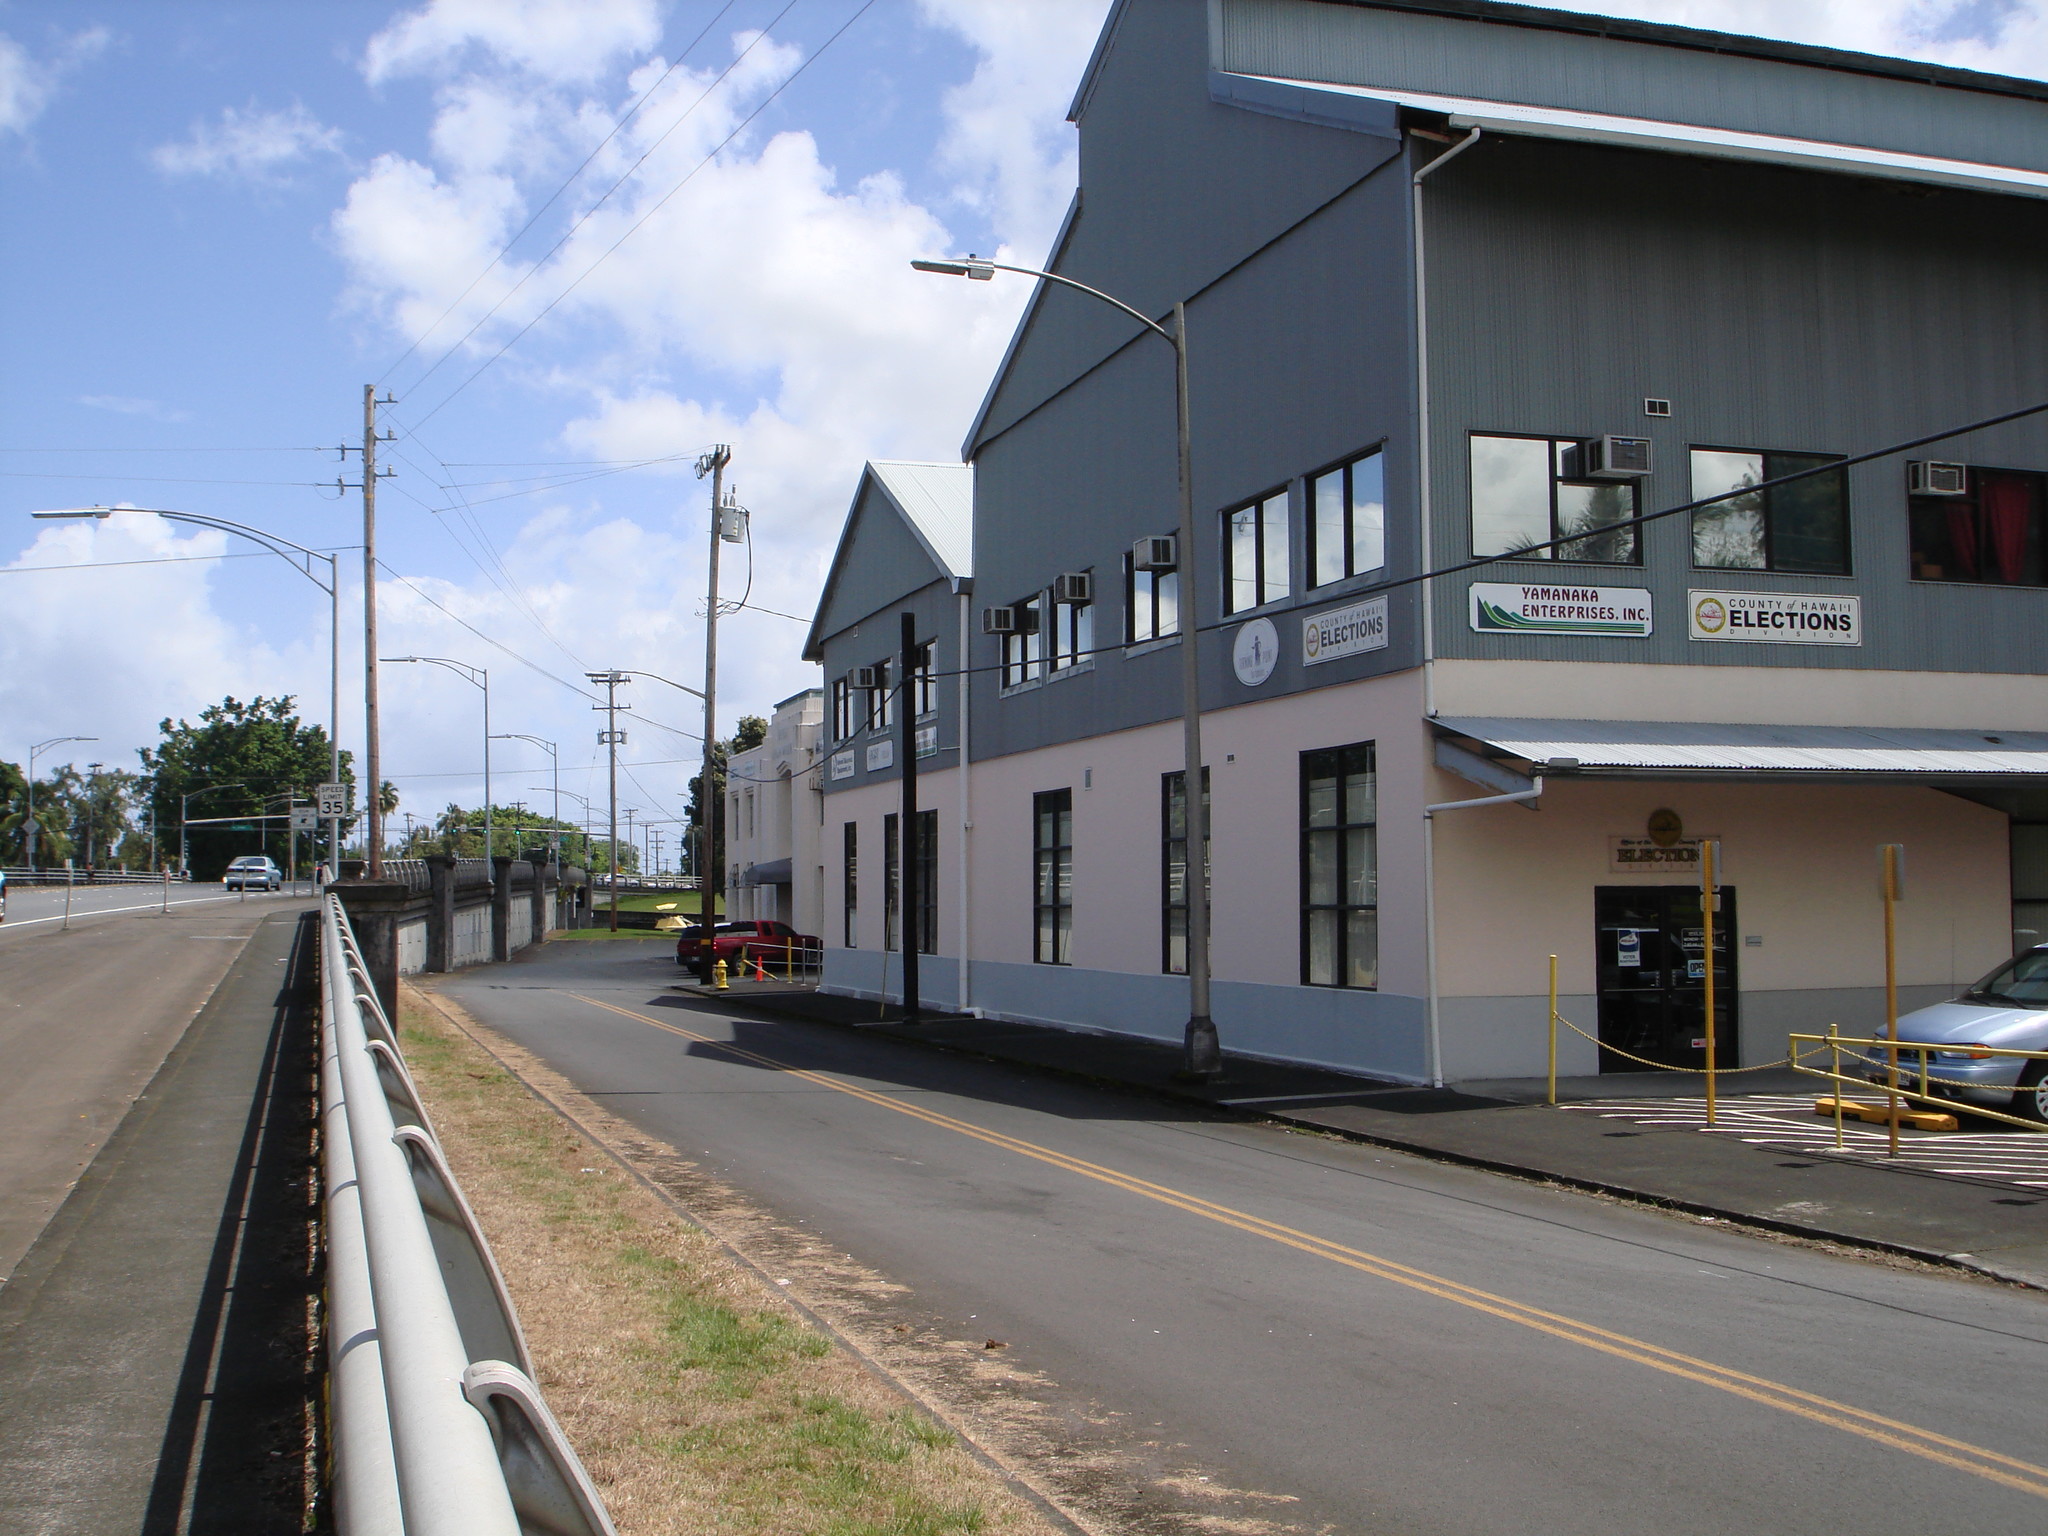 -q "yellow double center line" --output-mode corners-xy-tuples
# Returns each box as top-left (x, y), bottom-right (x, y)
(571, 992), (2048, 1501)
